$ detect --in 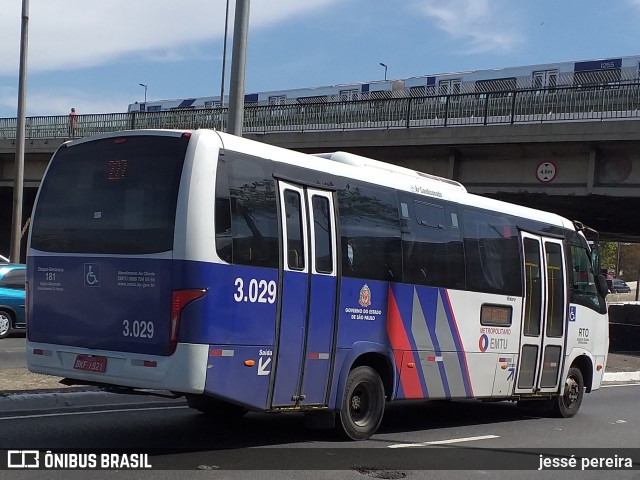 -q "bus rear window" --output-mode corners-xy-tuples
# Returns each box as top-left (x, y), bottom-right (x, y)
(31, 135), (188, 254)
